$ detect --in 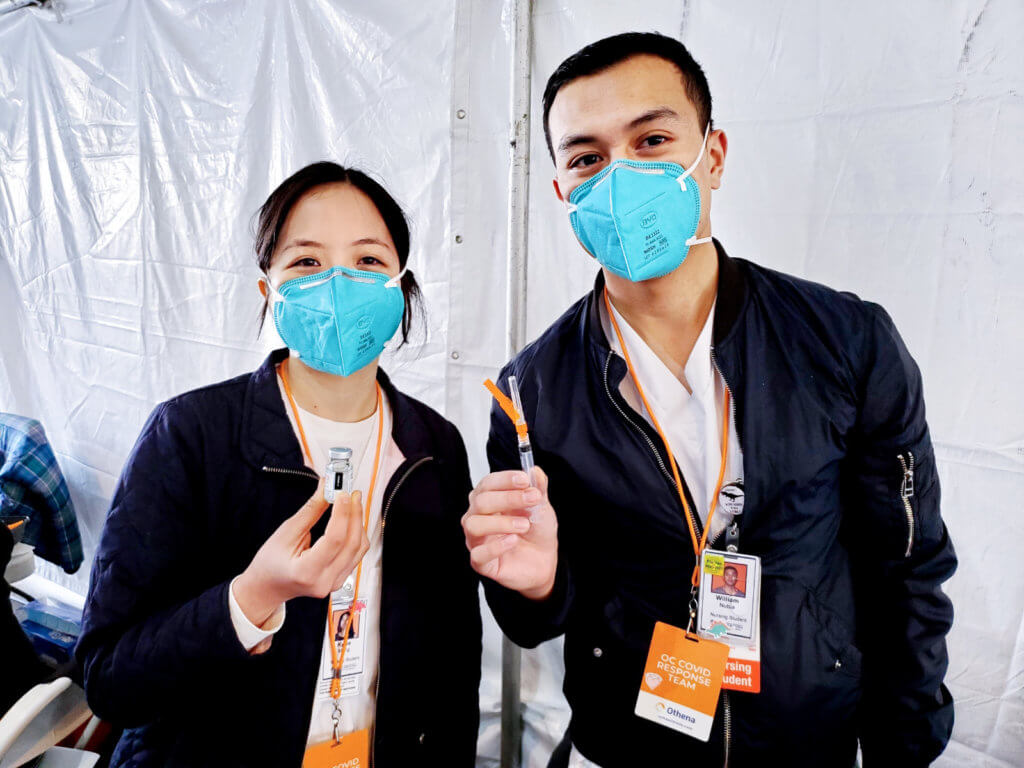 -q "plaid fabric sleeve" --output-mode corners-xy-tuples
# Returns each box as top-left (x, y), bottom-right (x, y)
(0, 414), (83, 573)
